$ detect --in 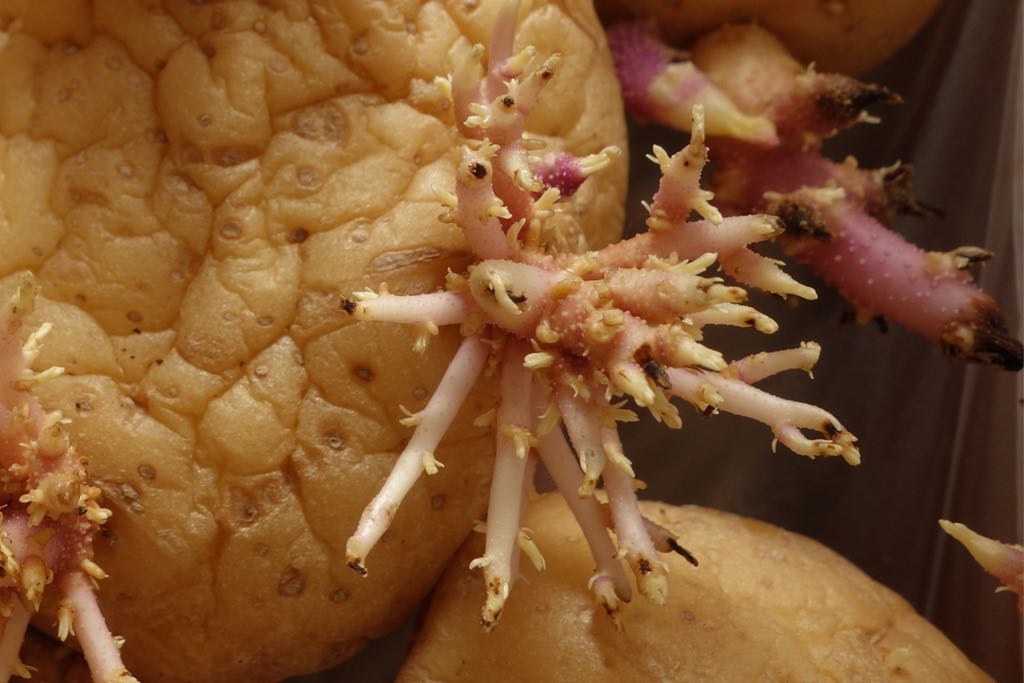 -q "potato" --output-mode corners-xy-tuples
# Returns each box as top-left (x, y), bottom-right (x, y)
(594, 0), (941, 75)
(0, 1), (626, 680)
(399, 494), (991, 682)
